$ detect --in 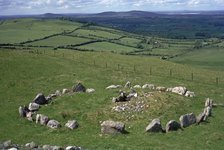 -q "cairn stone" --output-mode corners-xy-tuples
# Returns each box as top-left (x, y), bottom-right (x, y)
(146, 119), (163, 133)
(18, 106), (27, 117)
(47, 120), (61, 129)
(204, 106), (212, 117)
(73, 83), (86, 92)
(124, 81), (131, 88)
(65, 120), (79, 129)
(33, 93), (47, 105)
(179, 113), (196, 128)
(36, 114), (49, 125)
(165, 120), (181, 132)
(28, 103), (40, 111)
(205, 98), (213, 108)
(101, 120), (125, 134)
(196, 112), (206, 124)
(172, 86), (187, 95)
